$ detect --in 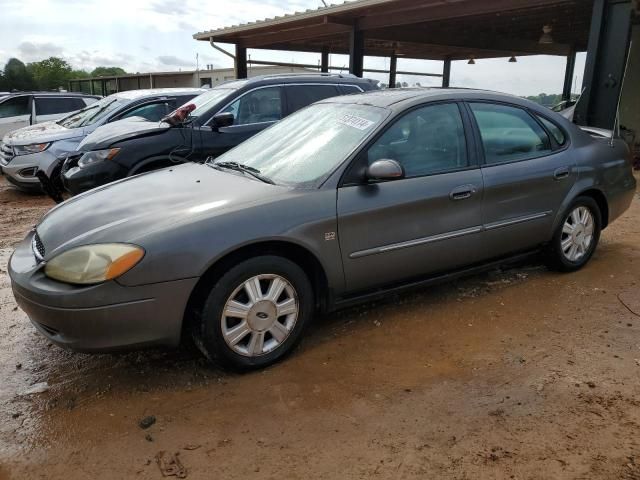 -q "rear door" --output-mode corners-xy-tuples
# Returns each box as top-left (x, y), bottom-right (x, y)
(34, 97), (86, 123)
(196, 86), (284, 162)
(467, 102), (577, 259)
(0, 95), (31, 137)
(337, 102), (484, 293)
